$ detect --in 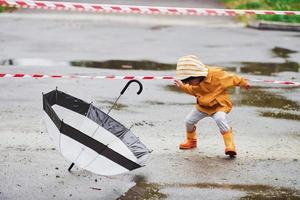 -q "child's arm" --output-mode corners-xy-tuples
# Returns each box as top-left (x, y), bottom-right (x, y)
(174, 80), (196, 96)
(220, 71), (250, 89)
